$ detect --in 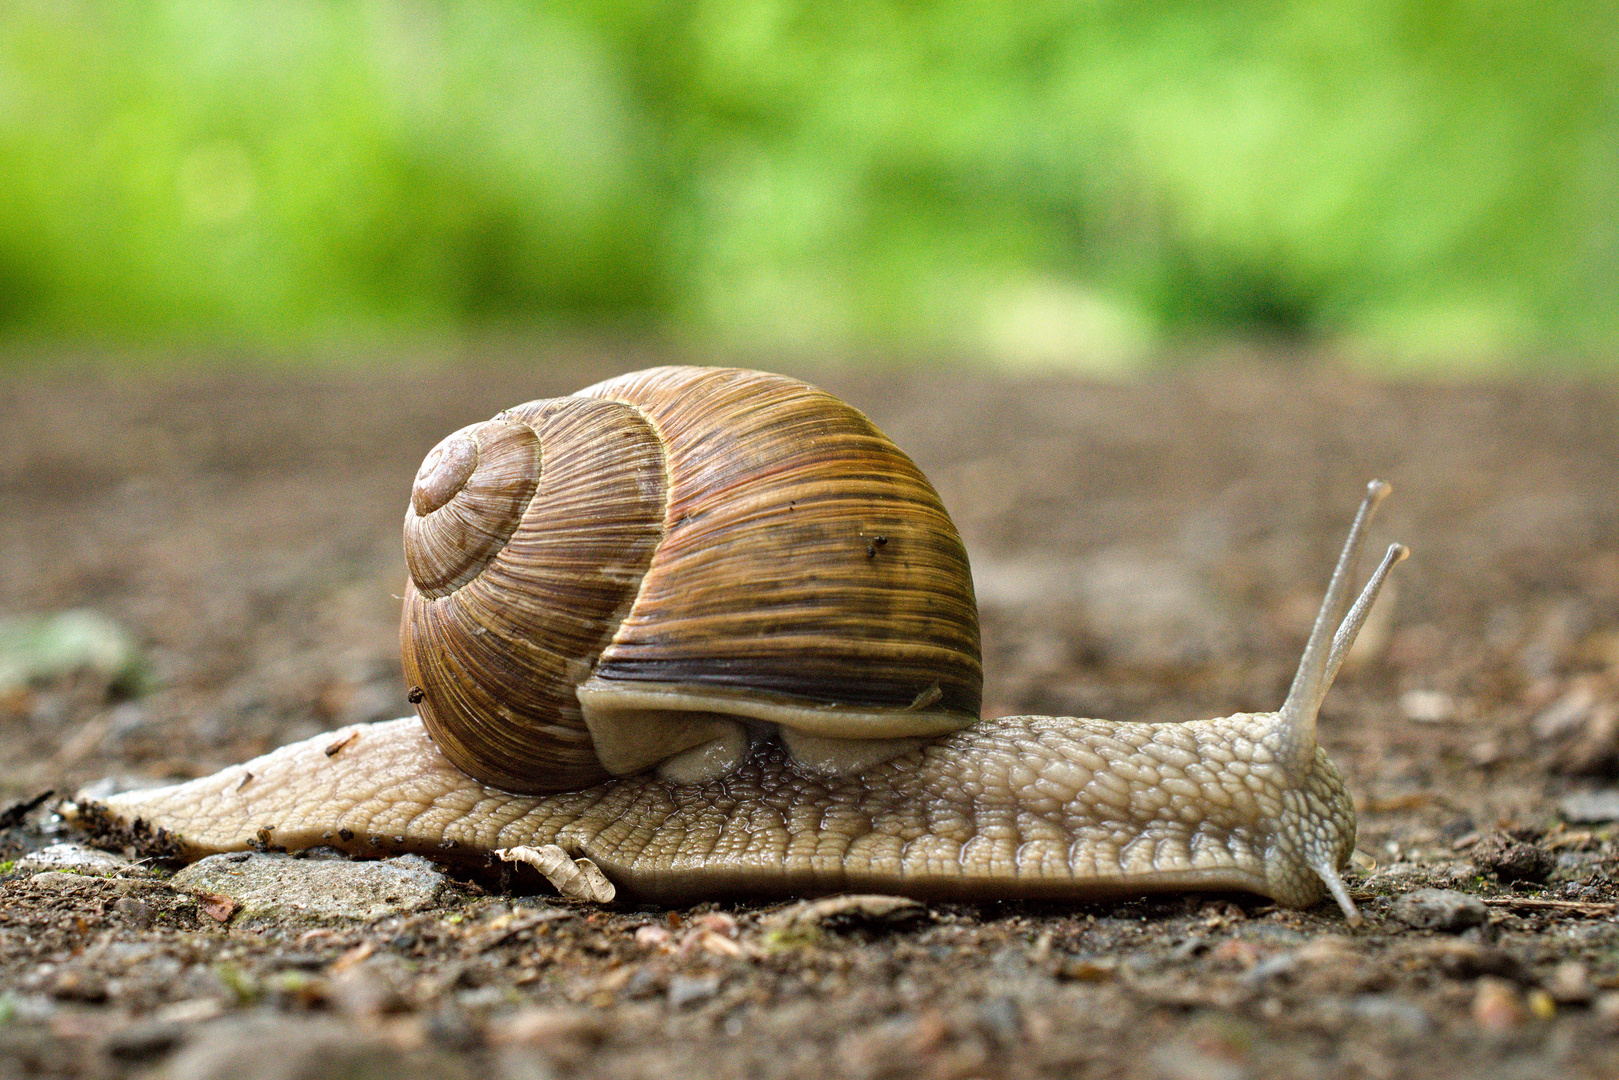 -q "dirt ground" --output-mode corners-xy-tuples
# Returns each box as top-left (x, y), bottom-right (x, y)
(1, 349), (1617, 1079)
